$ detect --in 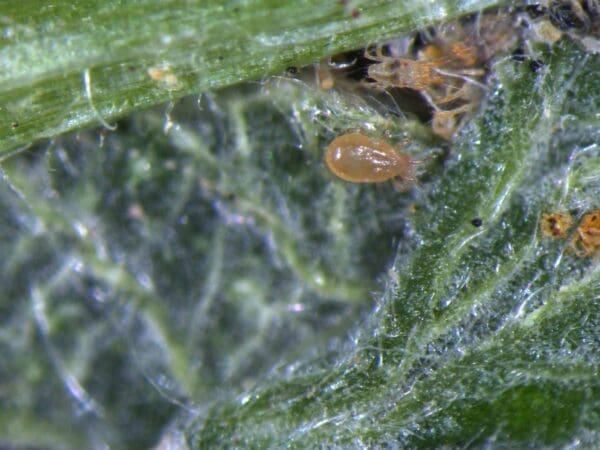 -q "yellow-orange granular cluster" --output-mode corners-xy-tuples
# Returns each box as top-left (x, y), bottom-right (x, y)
(540, 210), (600, 257)
(540, 212), (574, 239)
(571, 210), (600, 257)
